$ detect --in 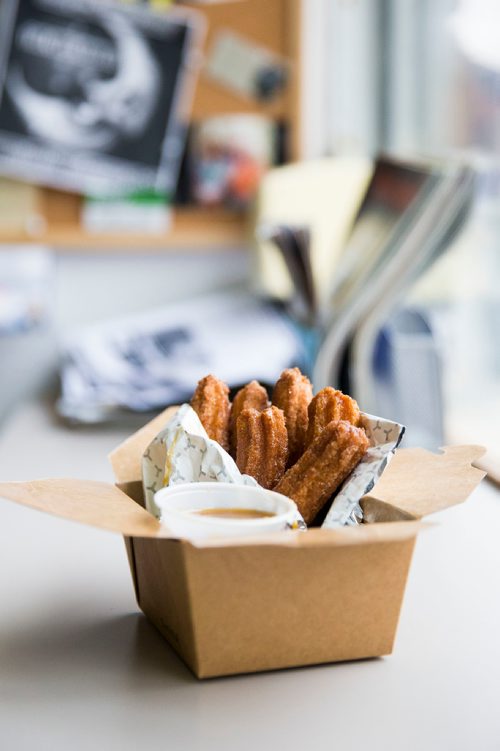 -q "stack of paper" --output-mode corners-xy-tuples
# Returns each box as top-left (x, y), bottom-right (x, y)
(57, 291), (304, 424)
